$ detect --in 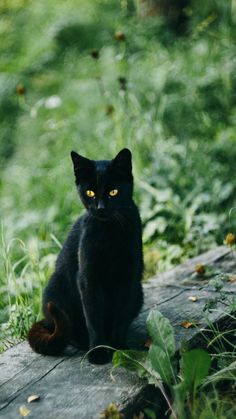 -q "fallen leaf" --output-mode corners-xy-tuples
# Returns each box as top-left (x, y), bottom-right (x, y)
(188, 296), (198, 302)
(19, 406), (31, 417)
(181, 321), (197, 329)
(144, 339), (152, 348)
(195, 263), (205, 275)
(227, 275), (236, 283)
(27, 394), (40, 403)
